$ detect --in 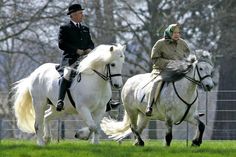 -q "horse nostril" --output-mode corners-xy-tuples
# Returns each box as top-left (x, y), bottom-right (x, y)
(206, 85), (212, 91)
